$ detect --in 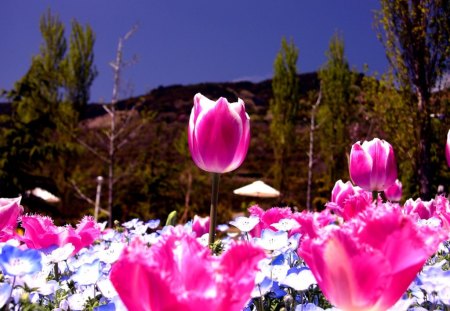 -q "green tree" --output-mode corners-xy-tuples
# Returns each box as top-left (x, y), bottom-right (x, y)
(0, 10), (97, 204)
(375, 0), (450, 199)
(361, 72), (418, 198)
(317, 33), (357, 189)
(269, 37), (300, 196)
